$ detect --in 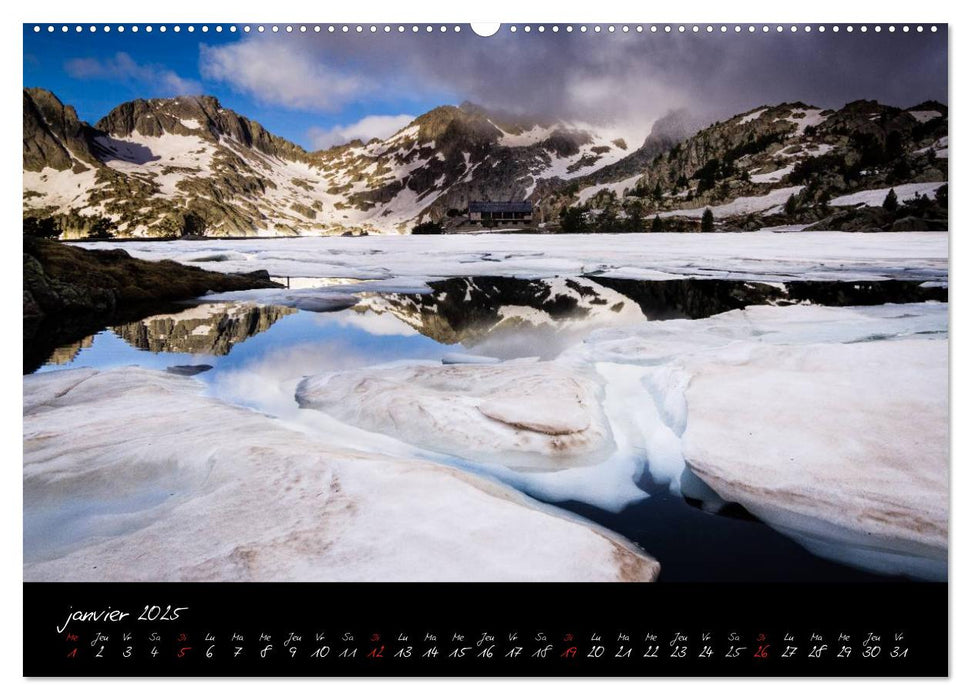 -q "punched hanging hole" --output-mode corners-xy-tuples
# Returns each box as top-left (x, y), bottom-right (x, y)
(470, 23), (501, 37)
